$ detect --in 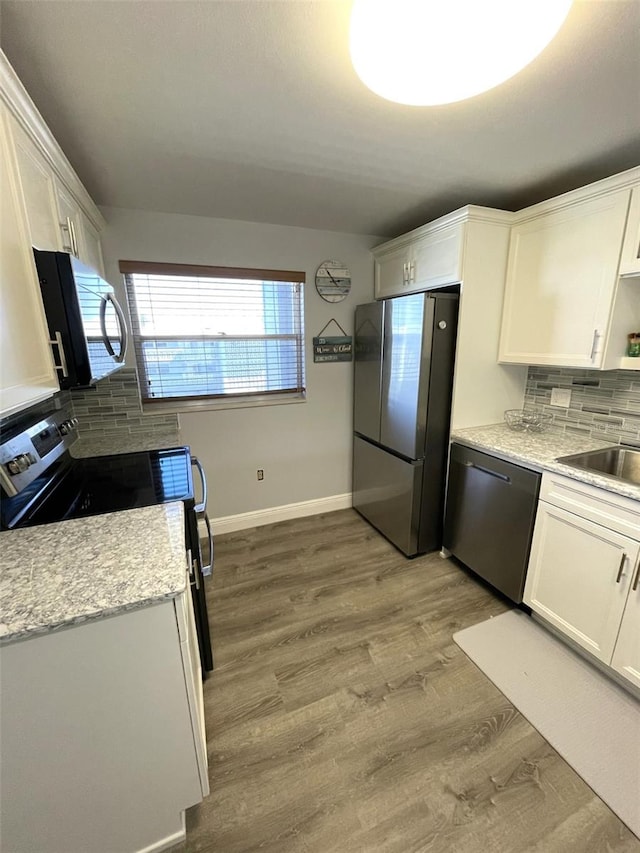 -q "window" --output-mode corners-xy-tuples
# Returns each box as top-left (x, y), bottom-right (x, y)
(120, 260), (305, 407)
